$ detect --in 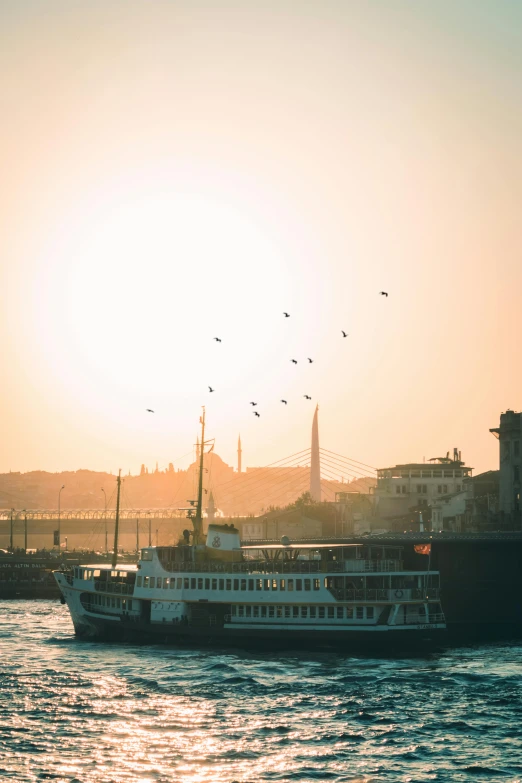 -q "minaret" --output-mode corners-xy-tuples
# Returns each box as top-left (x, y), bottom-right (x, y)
(310, 405), (321, 501)
(237, 434), (242, 474)
(207, 491), (216, 522)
